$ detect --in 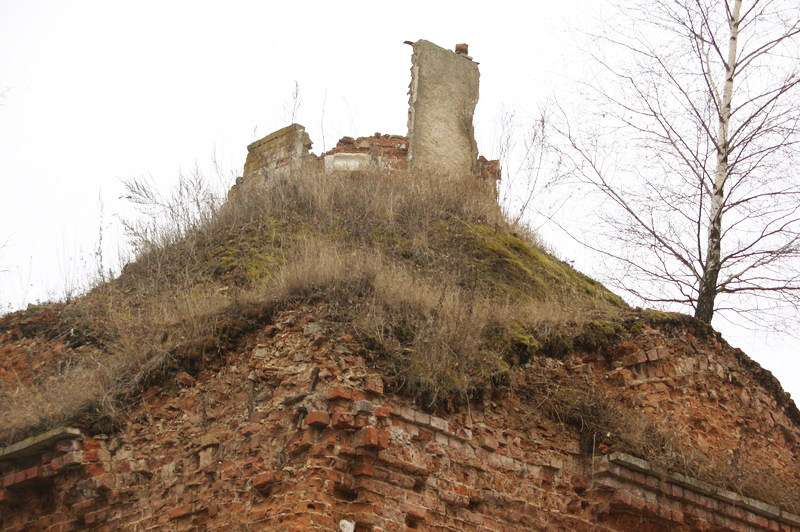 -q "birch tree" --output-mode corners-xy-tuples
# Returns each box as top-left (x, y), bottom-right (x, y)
(559, 0), (800, 325)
